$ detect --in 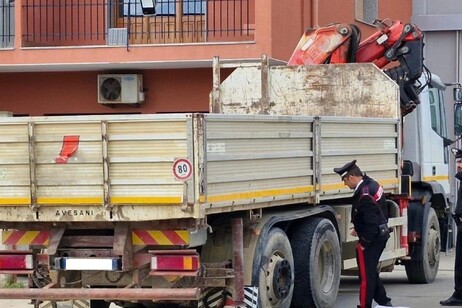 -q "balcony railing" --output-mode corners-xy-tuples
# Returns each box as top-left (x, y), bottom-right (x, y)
(17, 0), (255, 48)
